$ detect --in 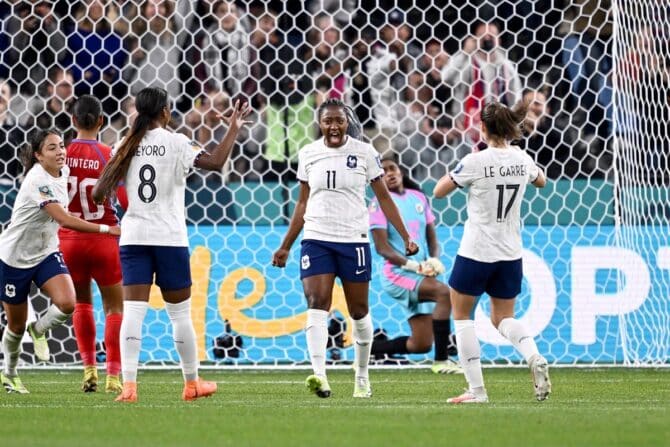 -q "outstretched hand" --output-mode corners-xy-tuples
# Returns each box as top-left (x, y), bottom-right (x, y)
(219, 100), (253, 129)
